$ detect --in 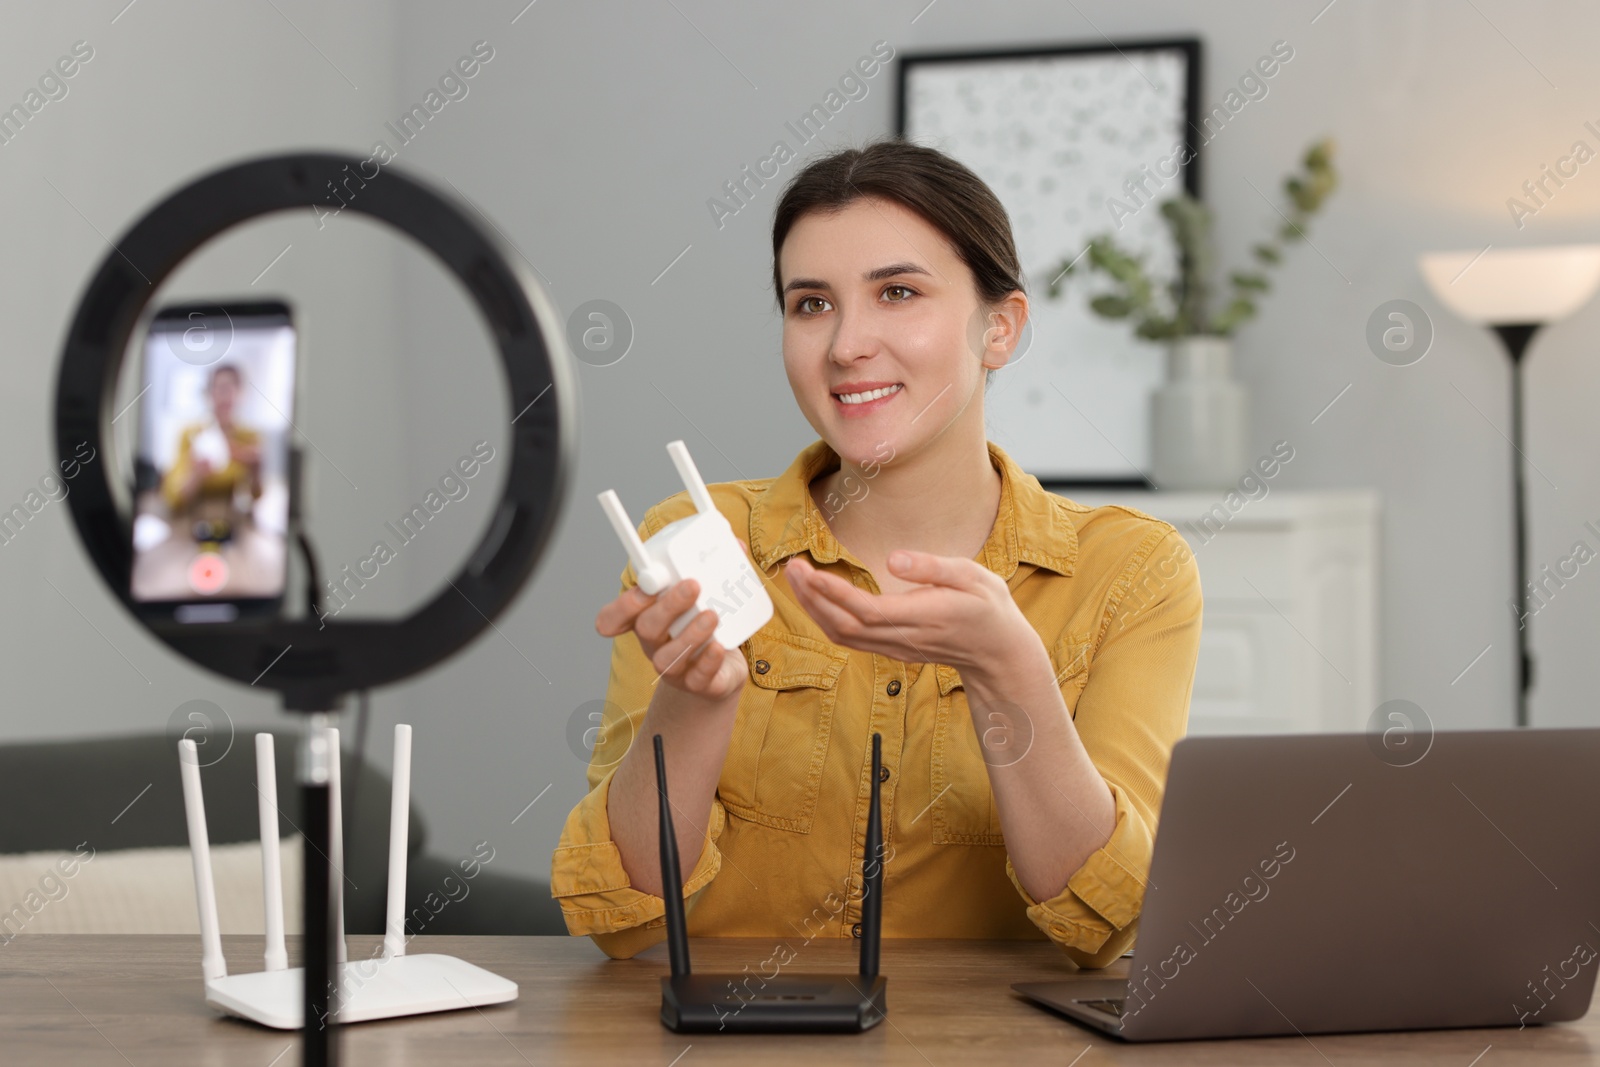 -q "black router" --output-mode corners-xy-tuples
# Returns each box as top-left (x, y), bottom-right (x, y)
(653, 732), (888, 1033)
